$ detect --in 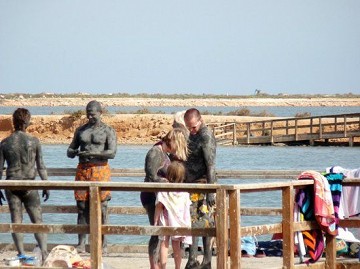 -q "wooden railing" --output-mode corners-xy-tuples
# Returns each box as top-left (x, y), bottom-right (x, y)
(237, 113), (360, 146)
(208, 122), (237, 145)
(0, 169), (359, 269)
